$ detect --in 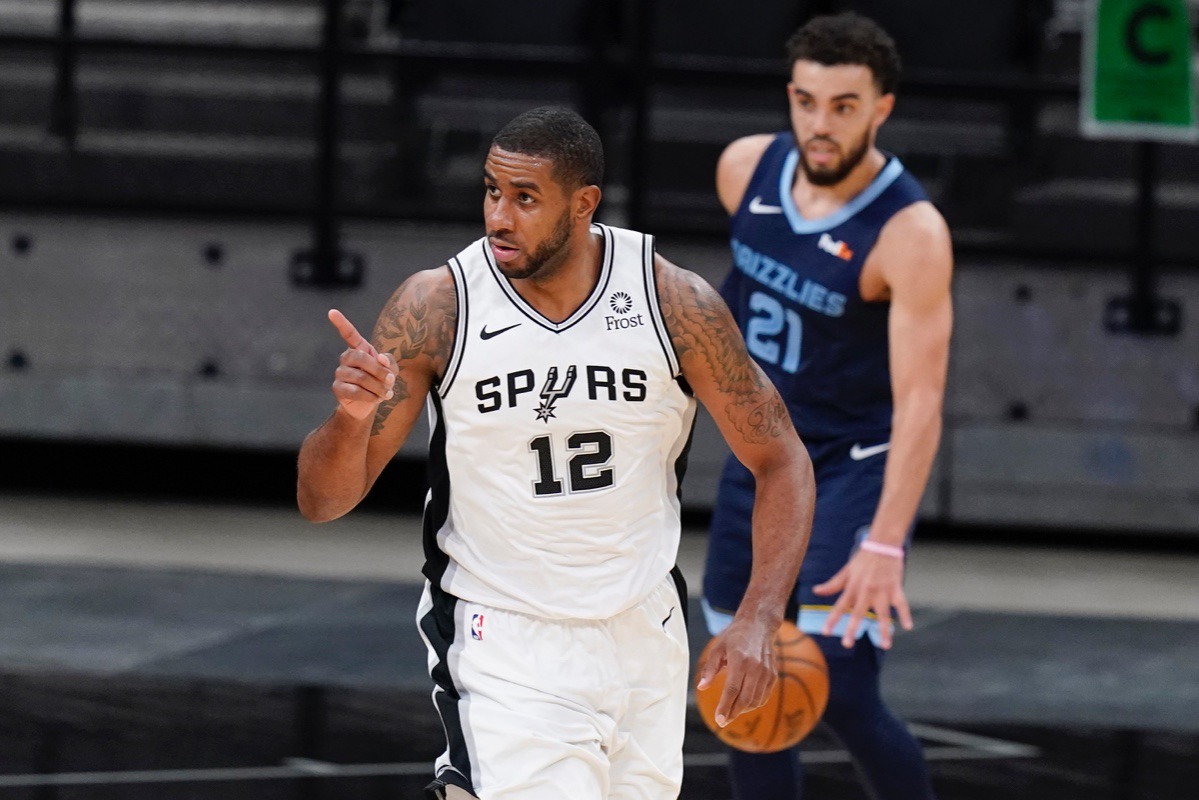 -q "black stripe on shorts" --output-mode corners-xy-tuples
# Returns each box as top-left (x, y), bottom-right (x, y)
(418, 583), (474, 793)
